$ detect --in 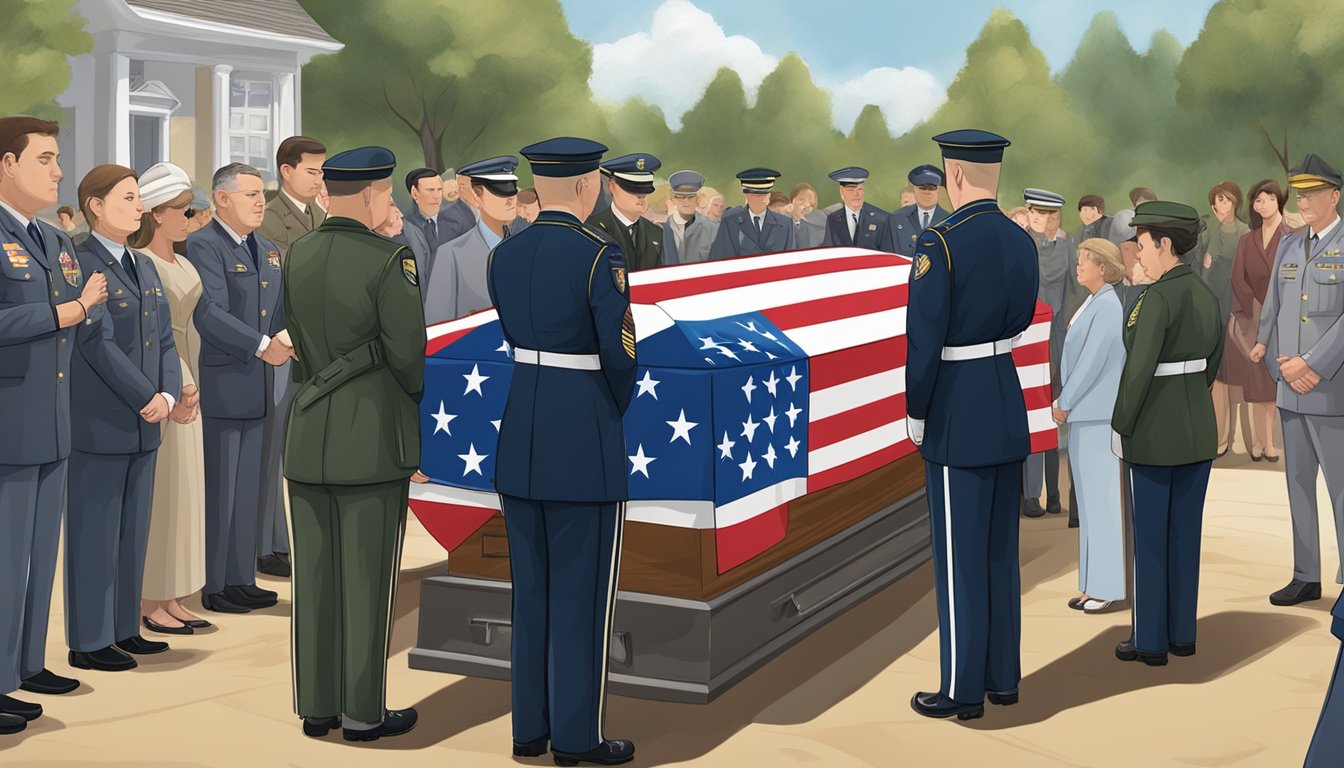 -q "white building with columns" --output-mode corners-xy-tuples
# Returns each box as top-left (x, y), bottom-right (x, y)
(56, 0), (341, 205)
